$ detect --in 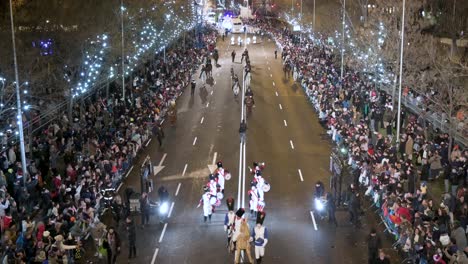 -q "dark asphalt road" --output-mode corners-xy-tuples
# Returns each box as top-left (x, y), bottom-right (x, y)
(105, 34), (394, 264)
